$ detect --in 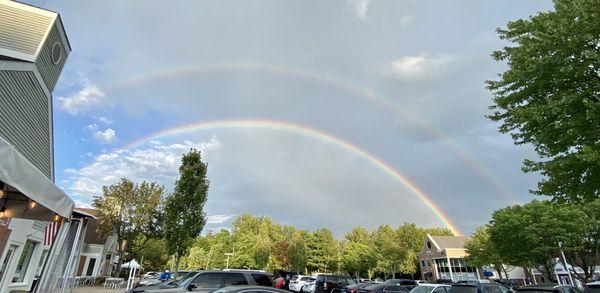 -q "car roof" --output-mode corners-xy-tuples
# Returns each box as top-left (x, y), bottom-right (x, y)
(216, 285), (290, 293)
(419, 284), (450, 287)
(518, 284), (570, 291)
